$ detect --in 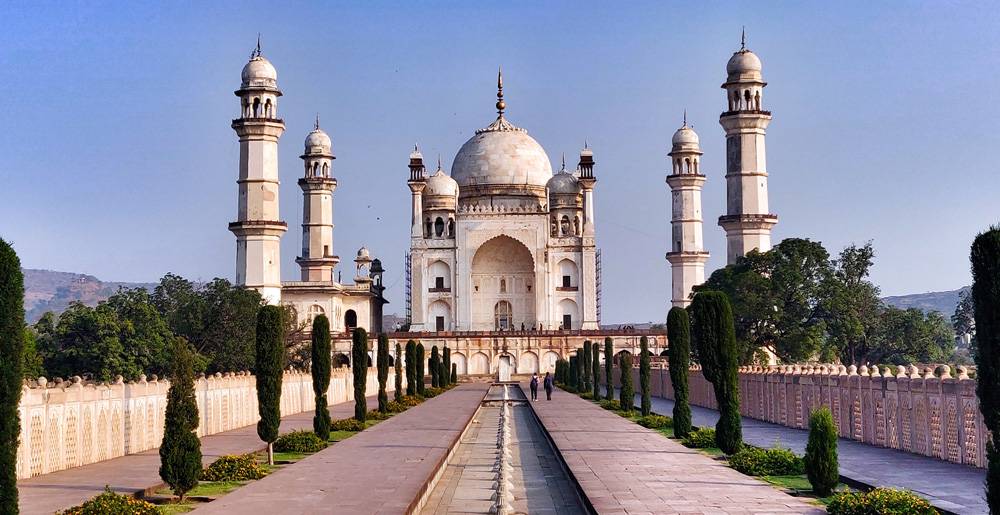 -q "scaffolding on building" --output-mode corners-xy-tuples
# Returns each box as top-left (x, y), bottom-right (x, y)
(404, 252), (412, 325)
(596, 248), (602, 324)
